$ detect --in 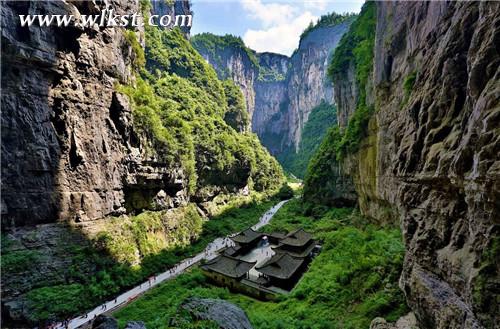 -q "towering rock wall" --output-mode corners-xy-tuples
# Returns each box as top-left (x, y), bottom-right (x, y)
(1, 0), (277, 230)
(193, 21), (351, 156)
(283, 24), (349, 151)
(252, 53), (290, 153)
(191, 35), (259, 122)
(252, 52), (289, 137)
(1, 0), (143, 227)
(256, 22), (351, 155)
(333, 2), (499, 327)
